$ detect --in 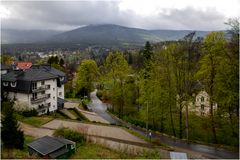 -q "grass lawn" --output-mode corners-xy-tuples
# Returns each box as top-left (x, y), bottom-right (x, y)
(16, 114), (54, 127)
(65, 98), (82, 103)
(68, 109), (79, 118)
(70, 143), (161, 159)
(1, 135), (35, 159)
